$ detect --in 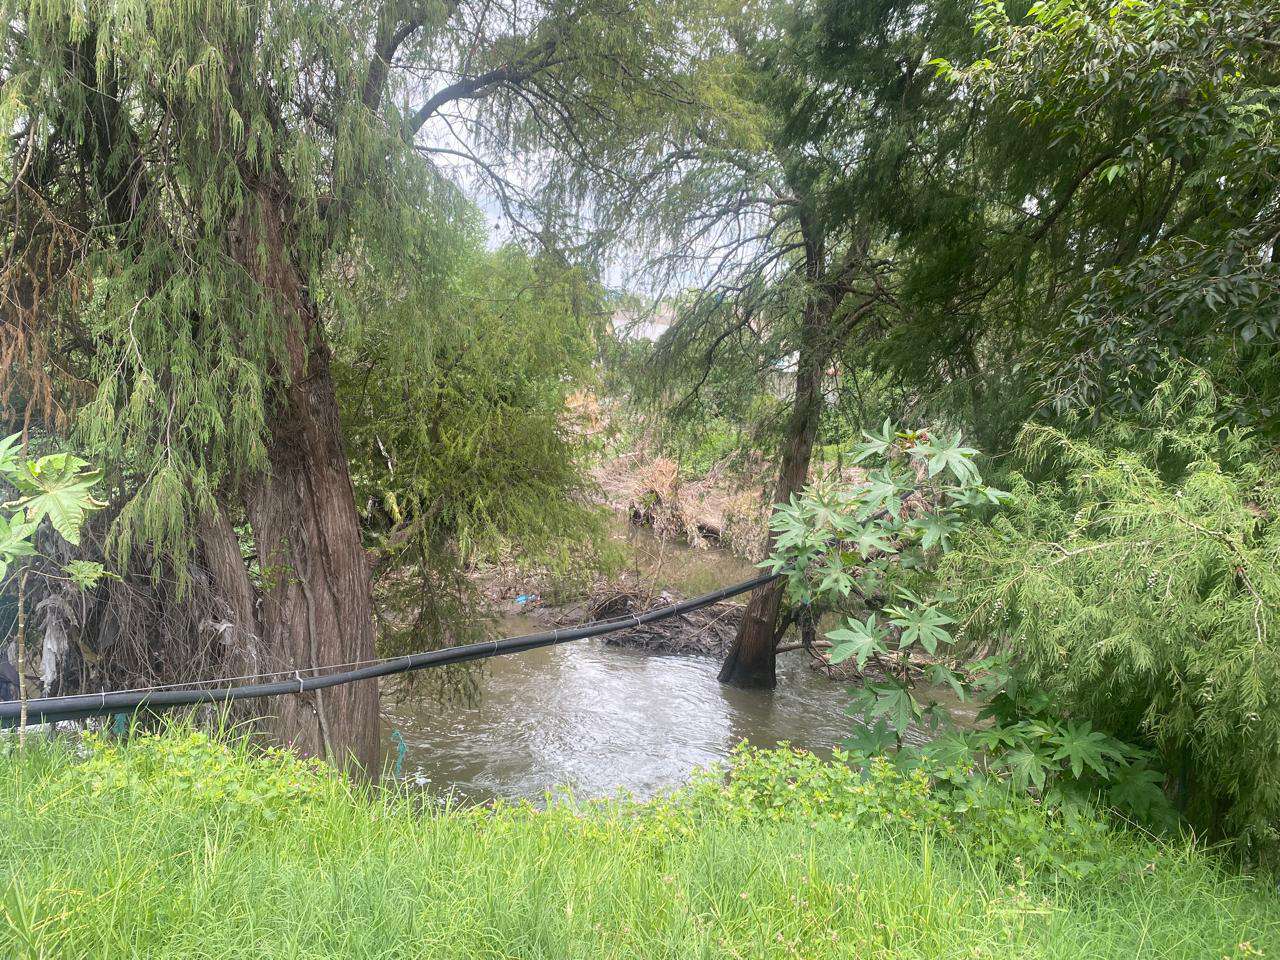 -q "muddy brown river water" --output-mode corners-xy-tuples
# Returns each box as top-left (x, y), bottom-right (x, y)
(380, 519), (971, 802)
(382, 636), (859, 802)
